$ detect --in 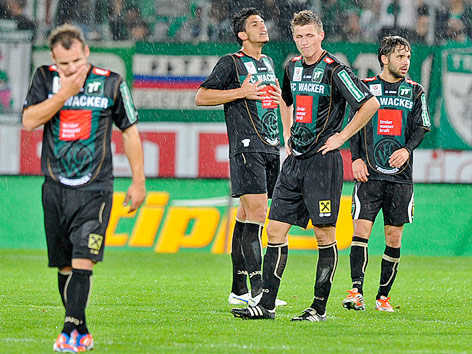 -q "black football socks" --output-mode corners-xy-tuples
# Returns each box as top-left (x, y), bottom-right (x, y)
(231, 219), (248, 295)
(241, 221), (264, 298)
(350, 236), (369, 294)
(311, 242), (338, 315)
(62, 268), (92, 335)
(58, 270), (72, 308)
(259, 243), (288, 310)
(377, 246), (400, 299)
